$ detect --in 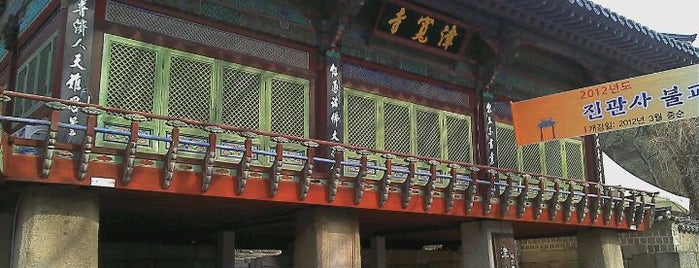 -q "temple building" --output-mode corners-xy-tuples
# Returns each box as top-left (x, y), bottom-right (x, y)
(0, 0), (697, 267)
